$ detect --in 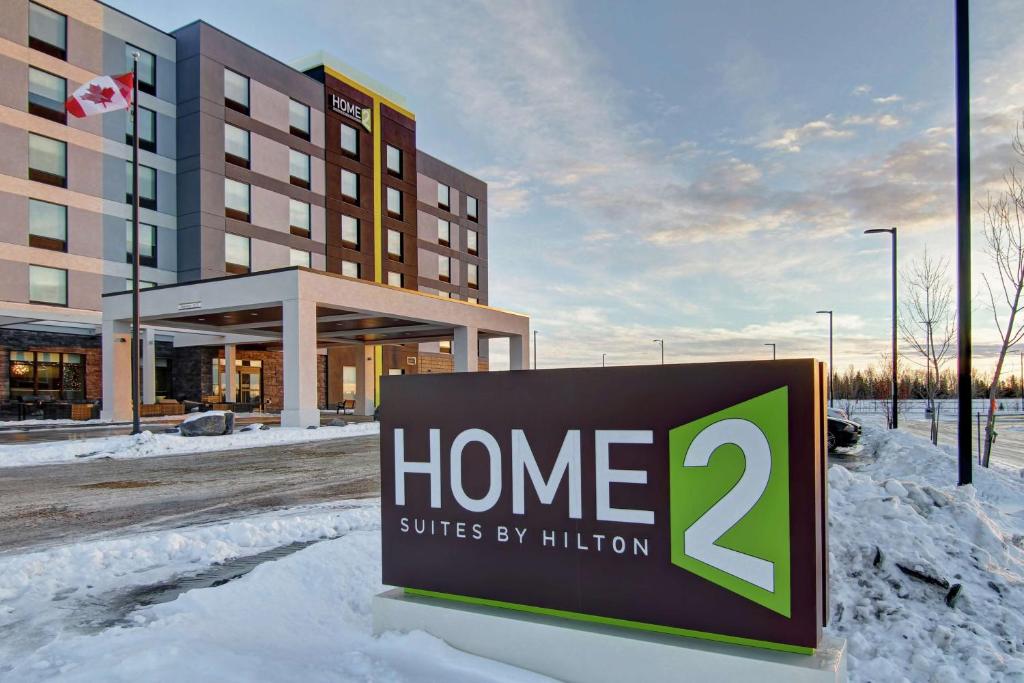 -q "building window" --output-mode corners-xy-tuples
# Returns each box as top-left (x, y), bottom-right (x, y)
(467, 195), (478, 221)
(29, 265), (67, 306)
(224, 123), (250, 167)
(341, 215), (359, 248)
(29, 133), (66, 187)
(437, 218), (450, 246)
(388, 368), (405, 376)
(224, 68), (249, 115)
(341, 169), (359, 203)
(29, 2), (66, 60)
(126, 44), (156, 96)
(387, 228), (403, 261)
(28, 199), (66, 252)
(289, 149), (310, 189)
(224, 179), (250, 221)
(155, 356), (172, 398)
(468, 262), (479, 288)
(9, 351), (85, 401)
(341, 260), (360, 279)
(467, 229), (478, 255)
(126, 162), (157, 210)
(438, 255), (451, 283)
(387, 271), (403, 288)
(340, 123), (358, 157)
(437, 183), (450, 211)
(126, 221), (157, 267)
(225, 233), (250, 274)
(124, 278), (156, 290)
(342, 365), (356, 400)
(28, 67), (66, 124)
(289, 99), (310, 140)
(290, 248), (311, 267)
(439, 340), (451, 354)
(289, 199), (310, 238)
(125, 106), (157, 153)
(386, 187), (402, 218)
(386, 144), (402, 177)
